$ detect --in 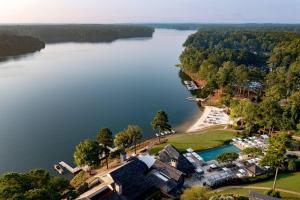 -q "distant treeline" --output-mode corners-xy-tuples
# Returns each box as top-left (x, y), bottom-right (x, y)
(142, 23), (300, 32)
(0, 34), (45, 58)
(141, 23), (202, 30)
(196, 24), (300, 33)
(0, 24), (154, 43)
